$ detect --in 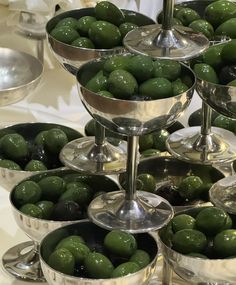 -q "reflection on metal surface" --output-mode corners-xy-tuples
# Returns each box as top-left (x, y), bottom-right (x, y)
(167, 126), (236, 165)
(124, 24), (209, 60)
(0, 47), (43, 106)
(210, 175), (236, 215)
